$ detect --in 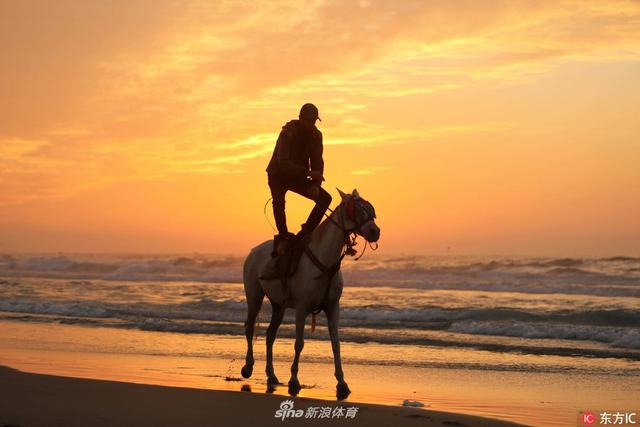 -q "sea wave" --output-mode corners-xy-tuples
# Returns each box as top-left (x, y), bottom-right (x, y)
(2, 311), (639, 361)
(0, 254), (243, 283)
(449, 320), (640, 349)
(1, 296), (638, 352)
(2, 253), (640, 297)
(341, 306), (640, 328)
(2, 295), (638, 327)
